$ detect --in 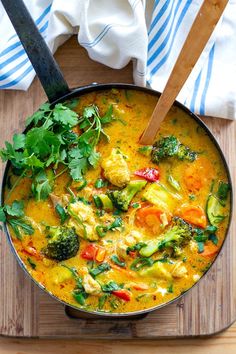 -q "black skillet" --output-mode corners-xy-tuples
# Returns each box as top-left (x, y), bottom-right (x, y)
(0, 0), (233, 319)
